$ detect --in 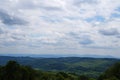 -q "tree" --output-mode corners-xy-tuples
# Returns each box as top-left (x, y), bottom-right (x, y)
(0, 66), (2, 80)
(4, 61), (21, 80)
(0, 61), (36, 80)
(98, 62), (120, 80)
(78, 75), (89, 80)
